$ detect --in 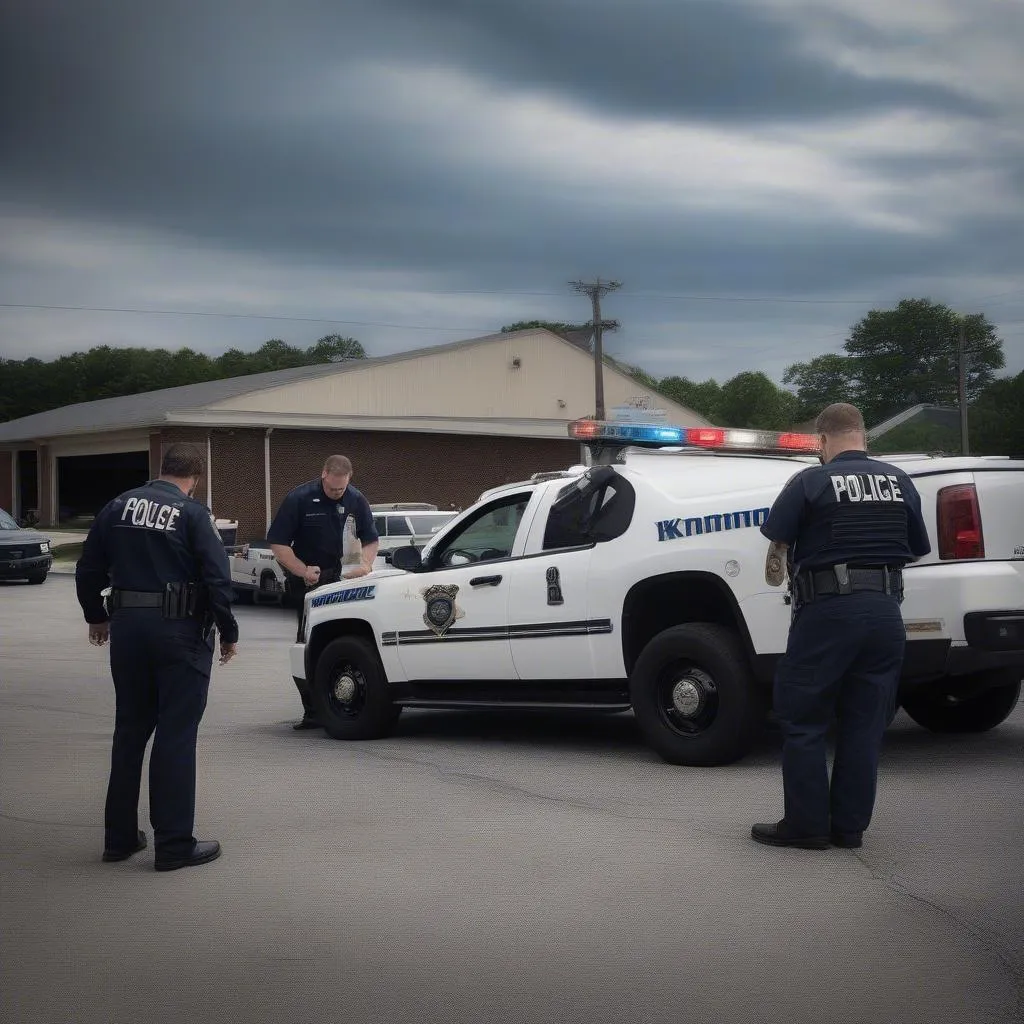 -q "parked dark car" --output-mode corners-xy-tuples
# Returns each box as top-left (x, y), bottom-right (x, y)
(0, 508), (53, 584)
